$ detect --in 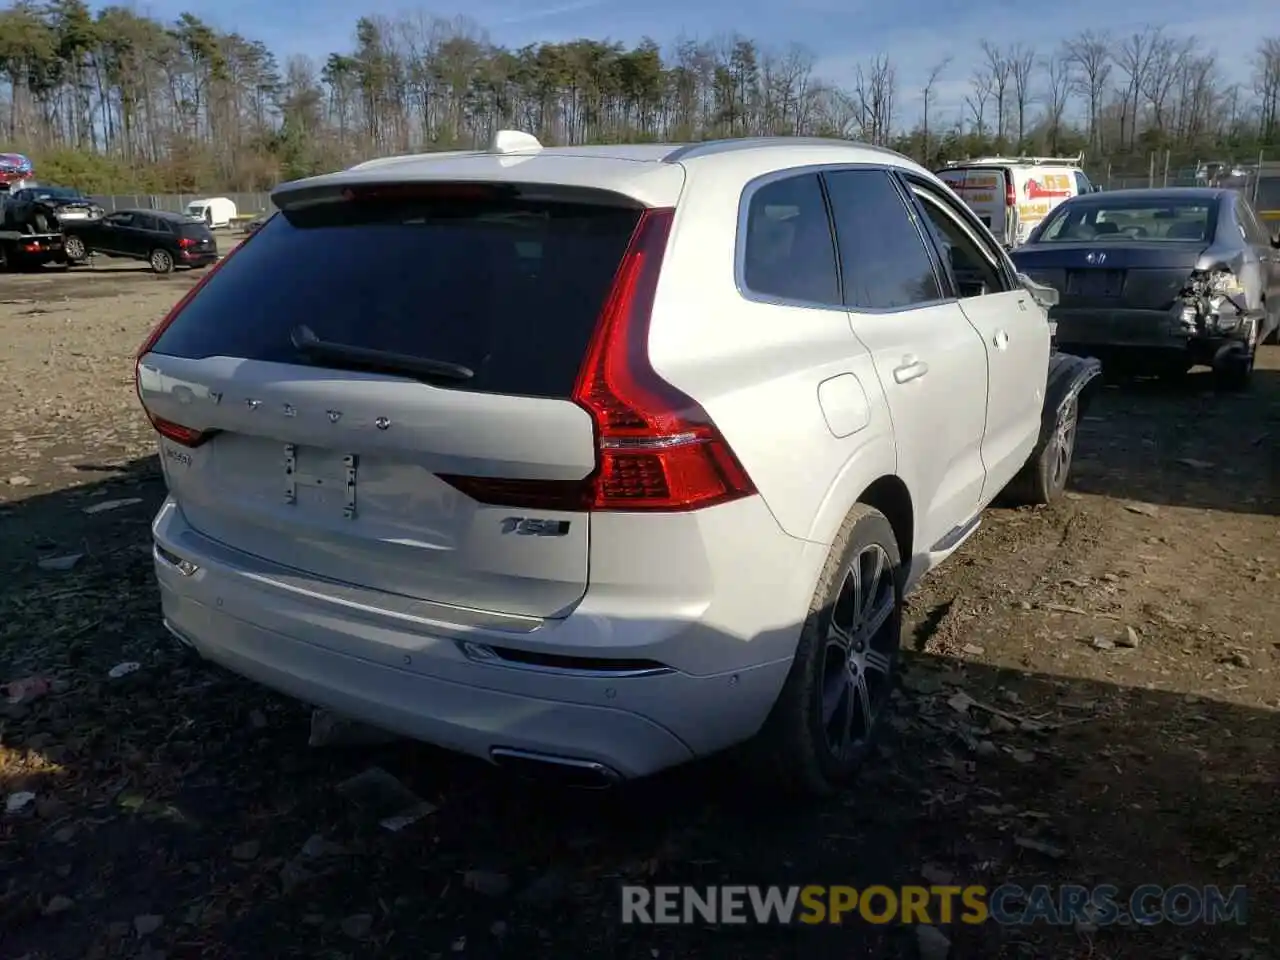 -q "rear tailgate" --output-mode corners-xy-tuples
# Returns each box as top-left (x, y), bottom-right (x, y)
(938, 167), (1008, 240)
(138, 184), (646, 619)
(176, 219), (218, 255)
